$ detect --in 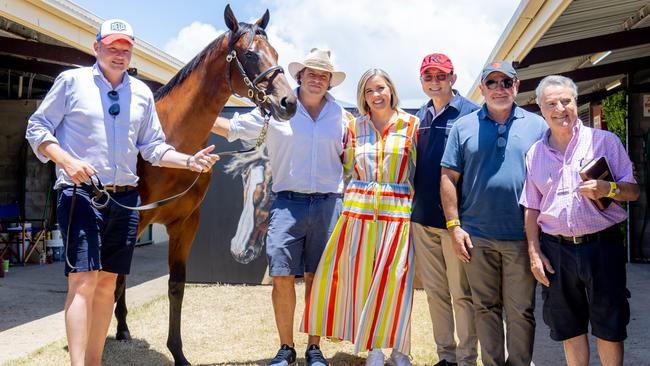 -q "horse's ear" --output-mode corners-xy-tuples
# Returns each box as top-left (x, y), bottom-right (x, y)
(255, 9), (270, 30)
(224, 4), (239, 32)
